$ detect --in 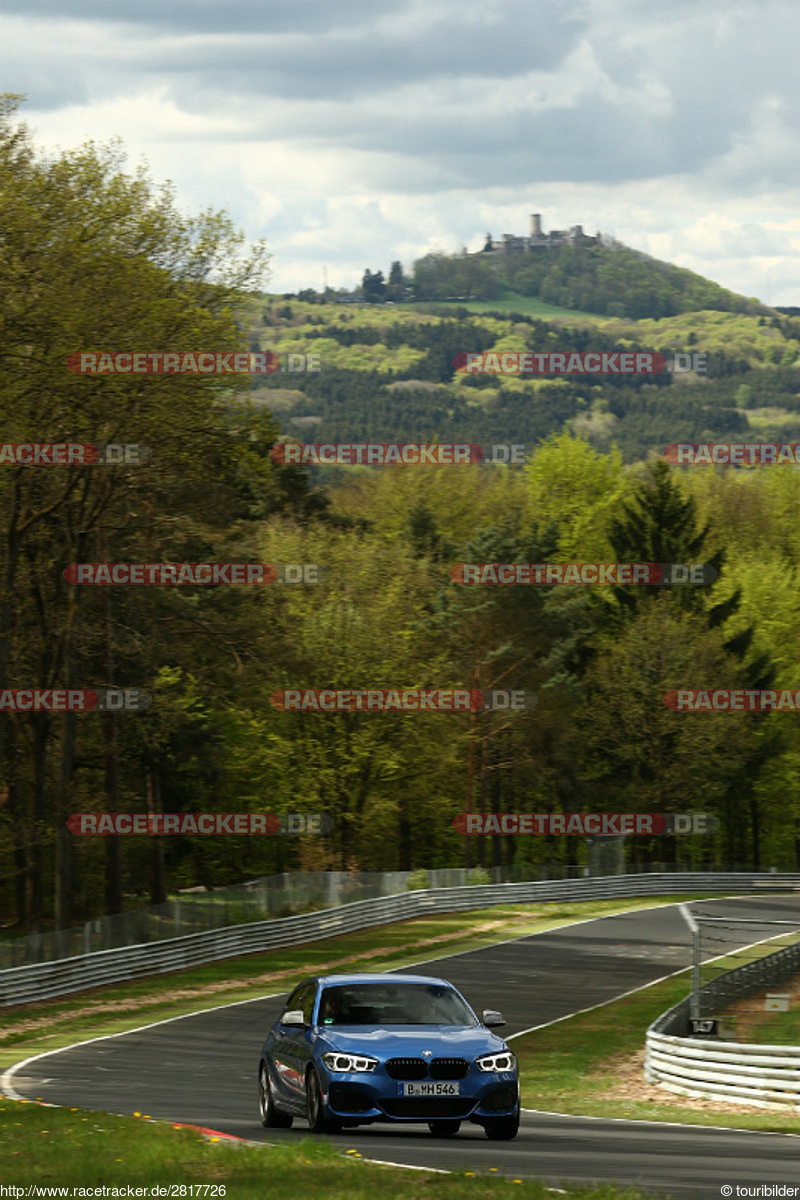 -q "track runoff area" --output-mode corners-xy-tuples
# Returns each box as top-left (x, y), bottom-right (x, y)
(4, 895), (800, 1195)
